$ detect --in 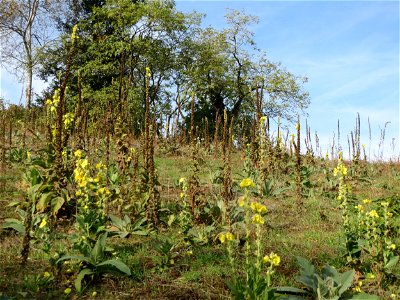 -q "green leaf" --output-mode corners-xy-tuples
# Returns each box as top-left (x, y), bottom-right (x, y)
(56, 255), (92, 265)
(96, 259), (131, 276)
(337, 269), (355, 296)
(50, 196), (64, 216)
(6, 201), (21, 207)
(91, 233), (107, 263)
(74, 268), (94, 292)
(384, 256), (399, 270)
(2, 218), (25, 234)
(36, 192), (53, 213)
